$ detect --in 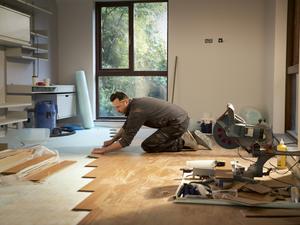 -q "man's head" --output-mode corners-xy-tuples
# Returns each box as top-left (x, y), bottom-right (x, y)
(110, 91), (129, 114)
